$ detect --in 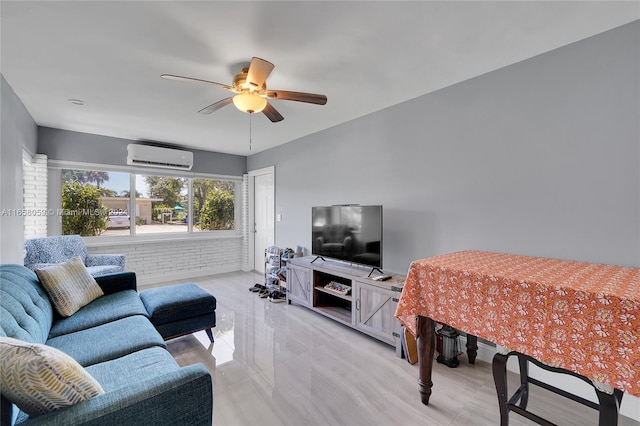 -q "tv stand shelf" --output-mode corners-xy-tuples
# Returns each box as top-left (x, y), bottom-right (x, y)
(315, 305), (352, 325)
(315, 286), (352, 301)
(287, 256), (405, 354)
